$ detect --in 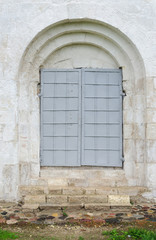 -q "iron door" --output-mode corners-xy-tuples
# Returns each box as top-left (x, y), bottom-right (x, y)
(40, 69), (81, 166)
(81, 69), (123, 167)
(40, 69), (123, 167)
